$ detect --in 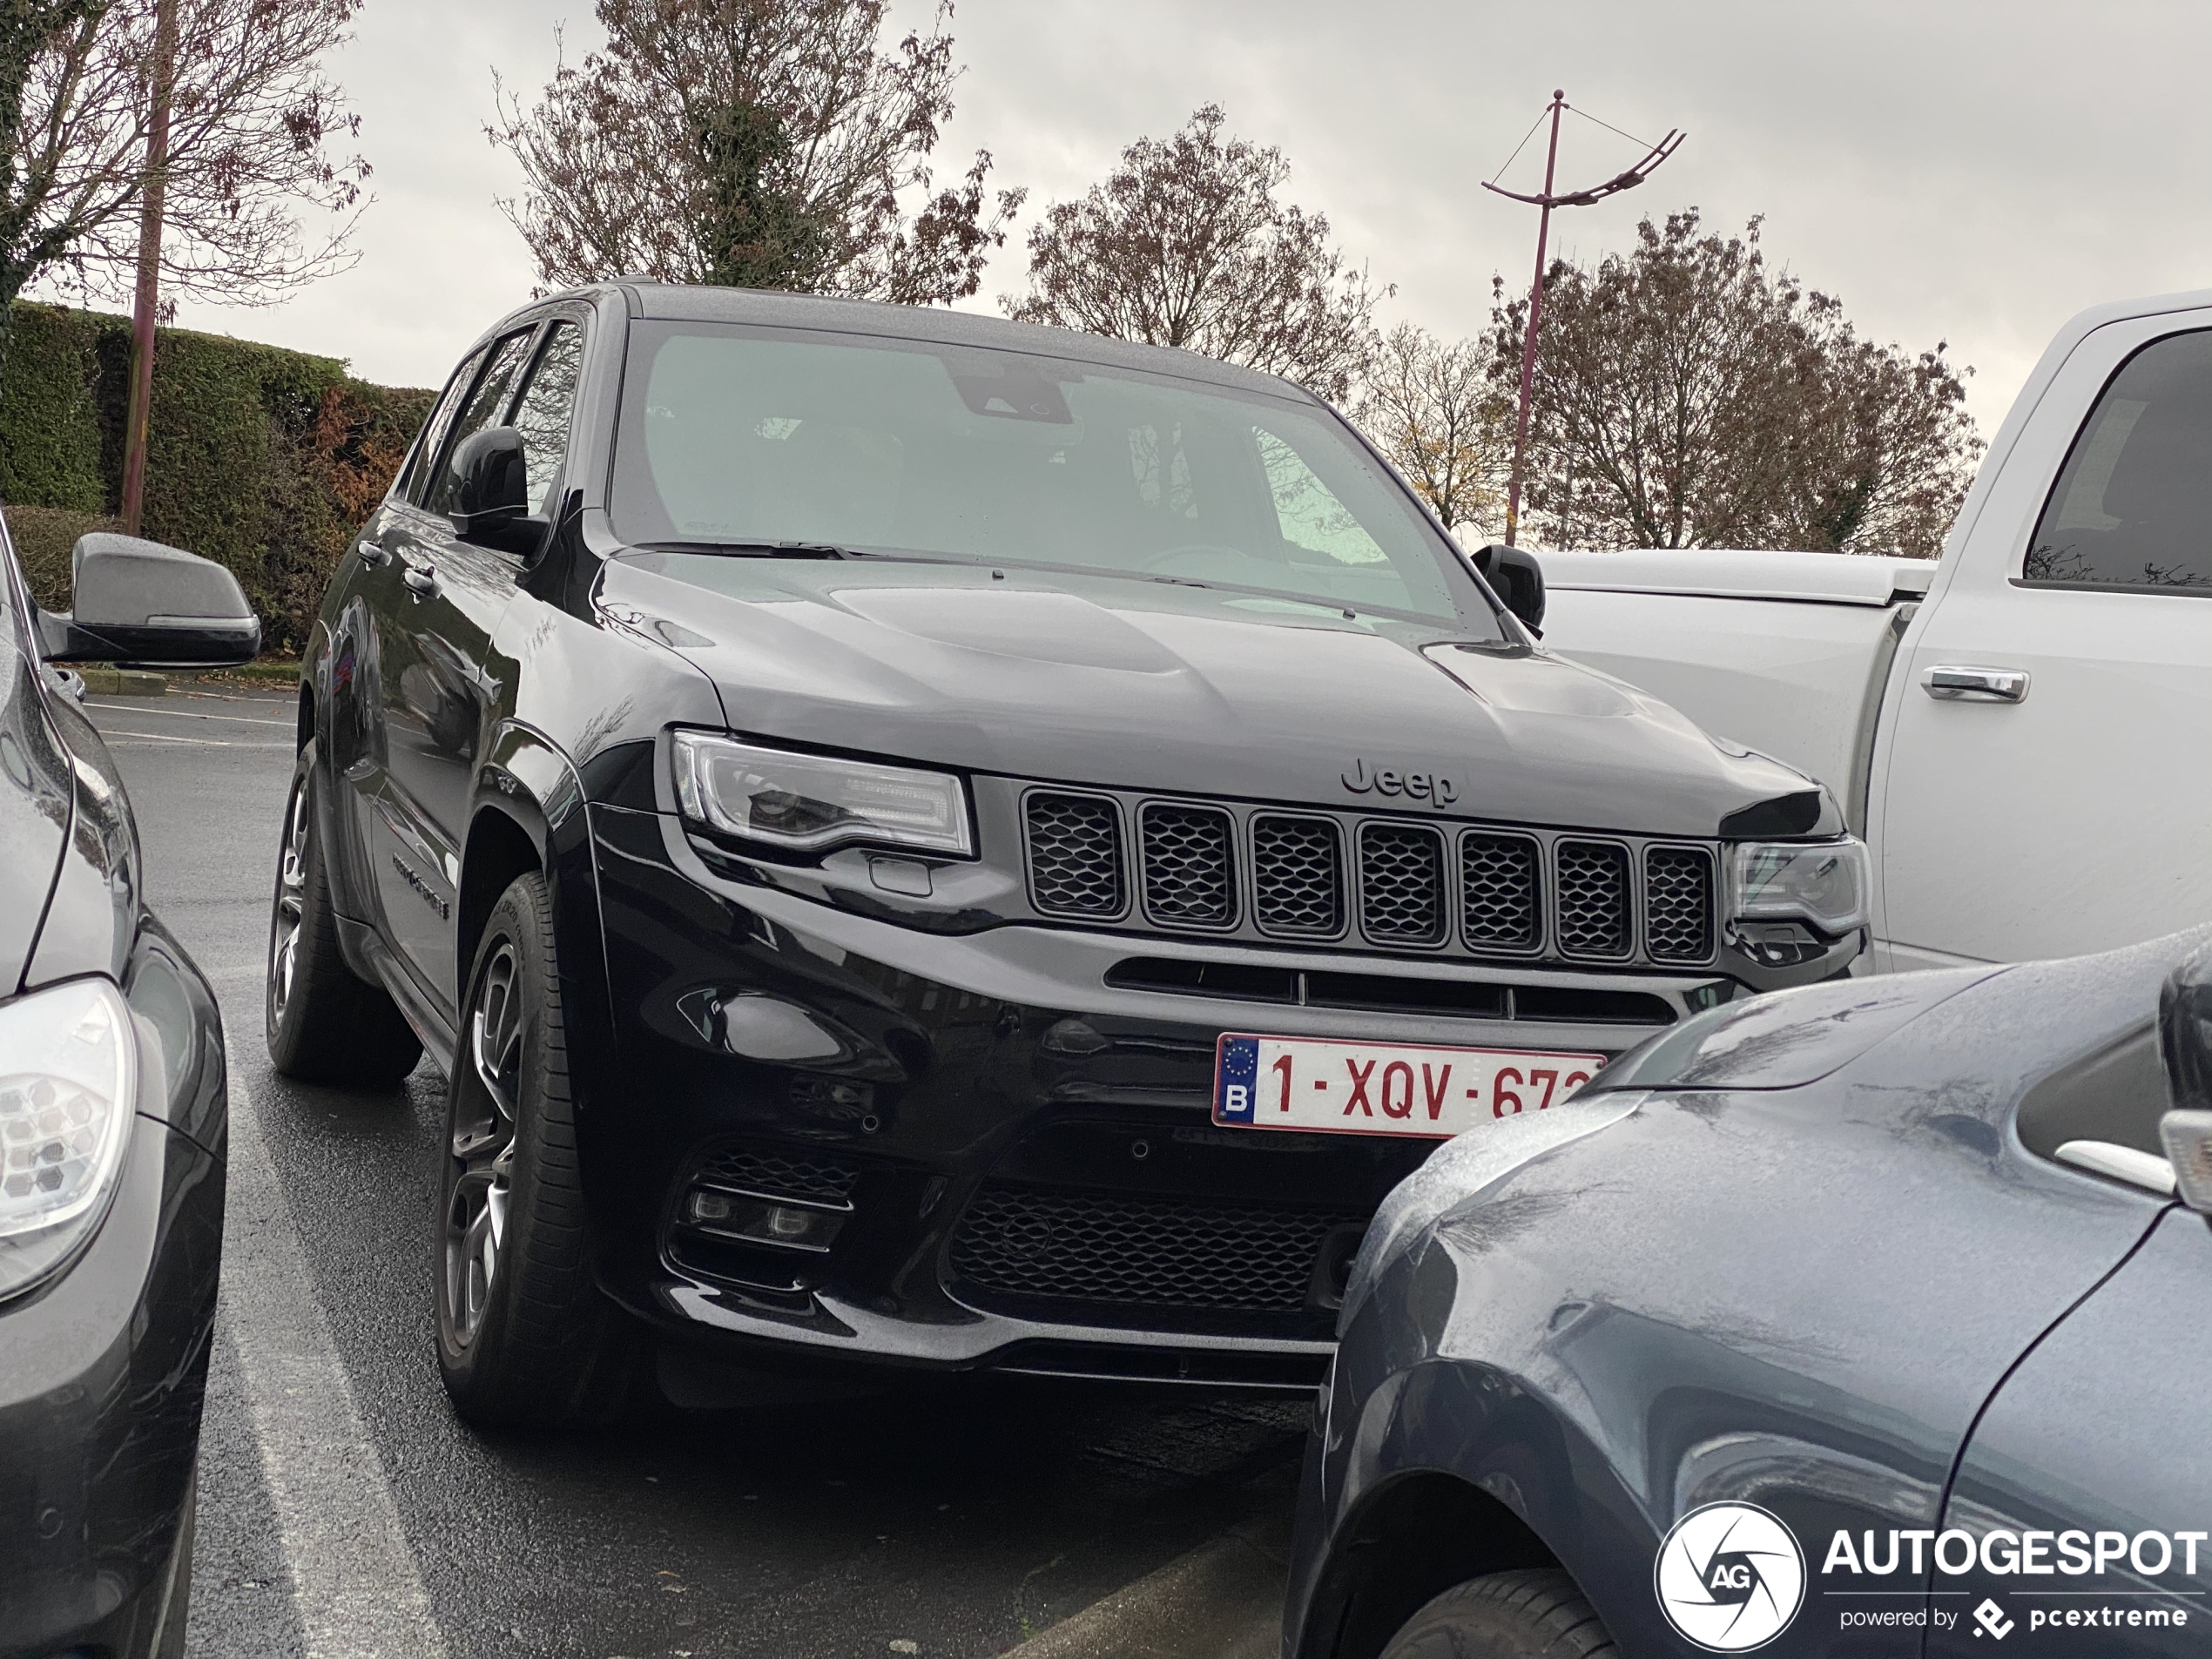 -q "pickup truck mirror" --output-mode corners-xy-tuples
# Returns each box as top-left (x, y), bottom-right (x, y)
(2159, 940), (2212, 1214)
(37, 532), (260, 667)
(1472, 543), (1547, 635)
(447, 425), (545, 554)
